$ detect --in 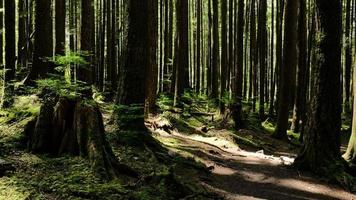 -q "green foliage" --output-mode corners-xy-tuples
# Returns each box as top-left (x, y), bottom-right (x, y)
(157, 94), (174, 110)
(36, 78), (89, 98)
(53, 52), (88, 73)
(220, 92), (234, 105)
